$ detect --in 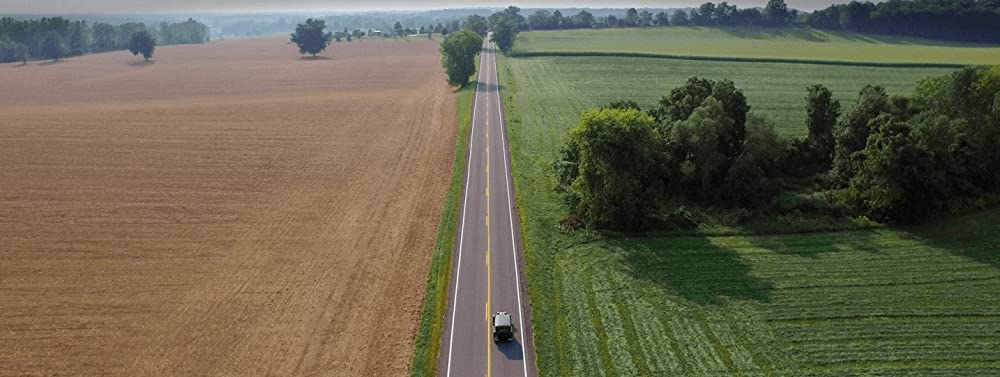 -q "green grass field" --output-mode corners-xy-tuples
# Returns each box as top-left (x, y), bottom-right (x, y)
(497, 51), (1000, 375)
(514, 27), (1000, 65)
(501, 55), (949, 137)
